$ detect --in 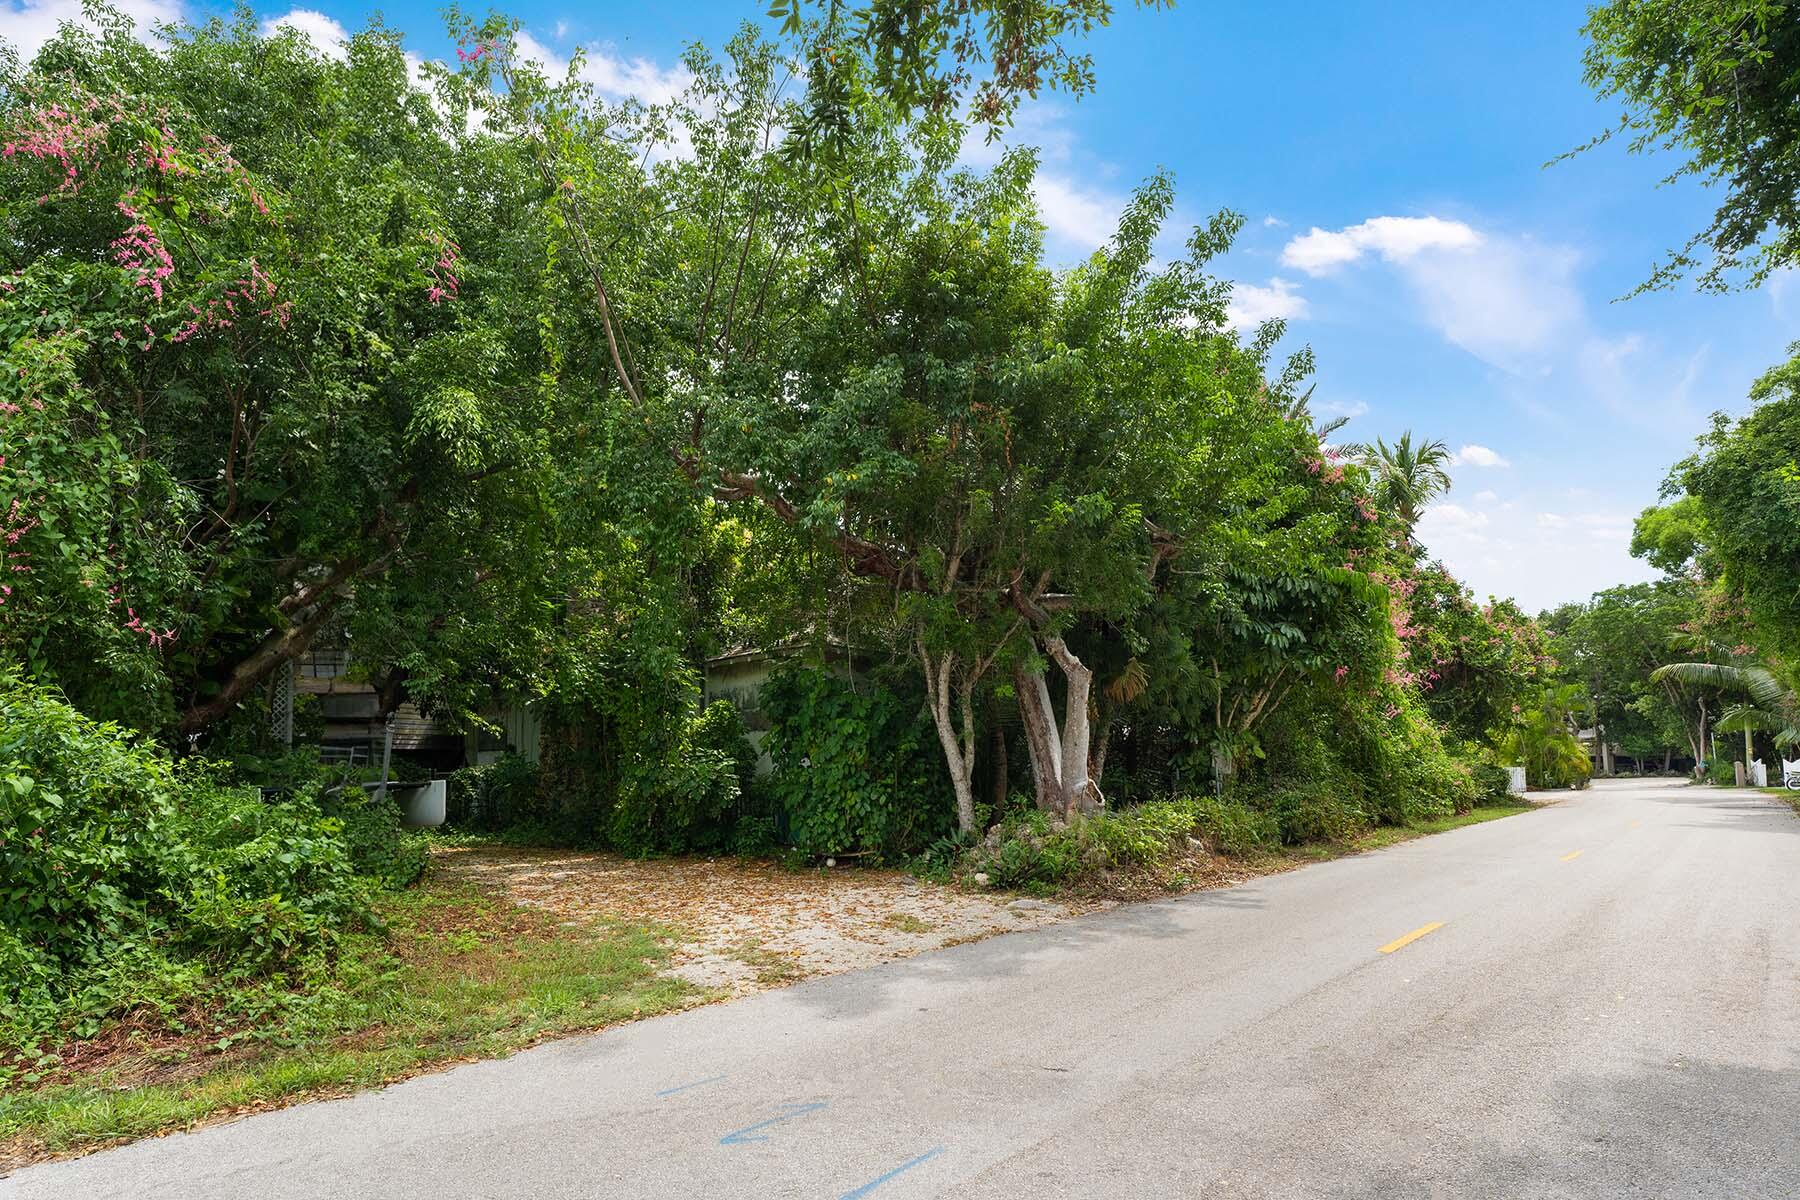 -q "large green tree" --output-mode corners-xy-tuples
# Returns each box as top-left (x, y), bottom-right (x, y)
(1577, 0), (1800, 292)
(0, 13), (705, 739)
(1664, 350), (1800, 656)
